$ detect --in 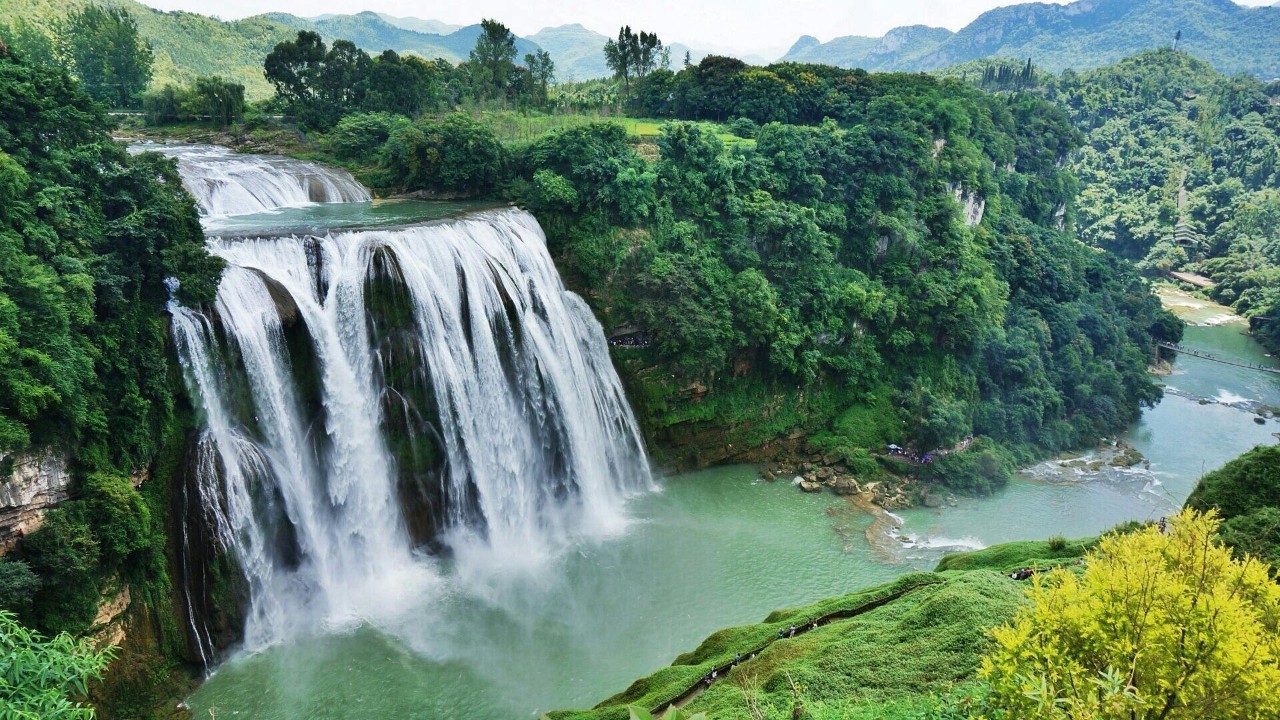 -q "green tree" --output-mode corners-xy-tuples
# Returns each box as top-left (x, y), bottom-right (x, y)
(62, 5), (153, 109)
(604, 26), (663, 96)
(469, 19), (517, 100)
(525, 49), (555, 107)
(264, 30), (326, 106)
(186, 76), (245, 126)
(382, 114), (505, 195)
(980, 509), (1280, 719)
(0, 611), (114, 720)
